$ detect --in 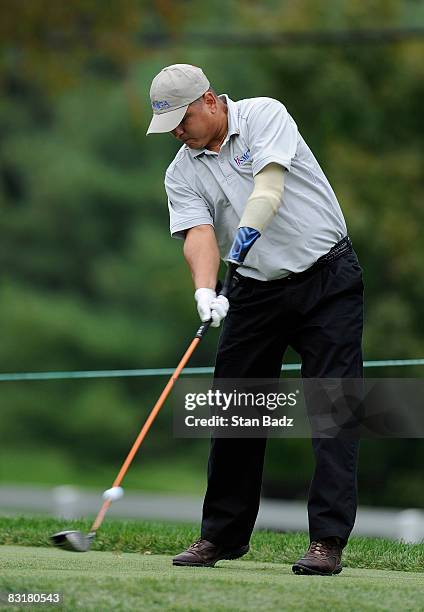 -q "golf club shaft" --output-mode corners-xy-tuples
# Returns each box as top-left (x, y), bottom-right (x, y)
(90, 266), (237, 534)
(89, 335), (202, 532)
